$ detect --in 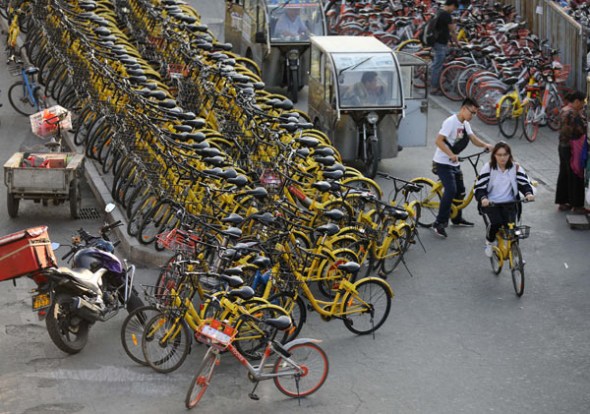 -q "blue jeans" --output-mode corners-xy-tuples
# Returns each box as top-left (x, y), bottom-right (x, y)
(431, 42), (448, 90)
(434, 162), (466, 226)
